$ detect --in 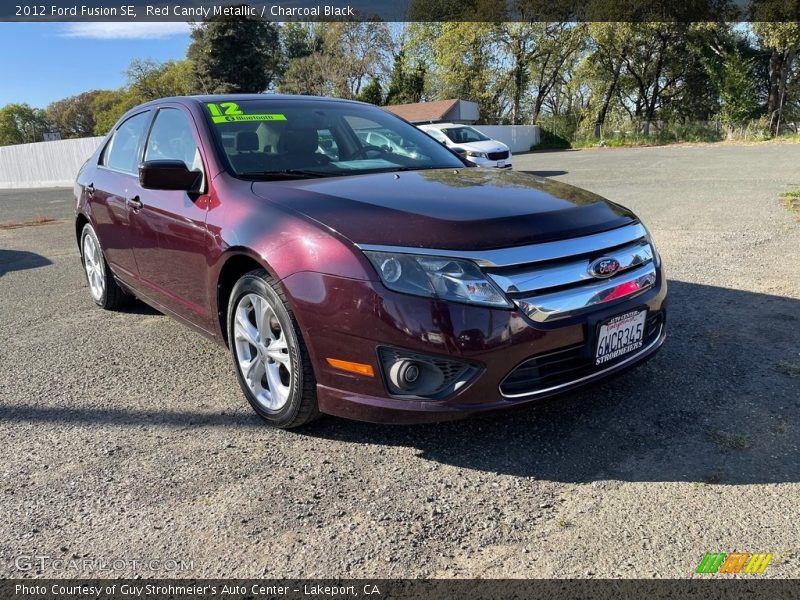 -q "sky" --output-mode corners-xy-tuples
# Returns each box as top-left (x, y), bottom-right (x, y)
(0, 22), (193, 108)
